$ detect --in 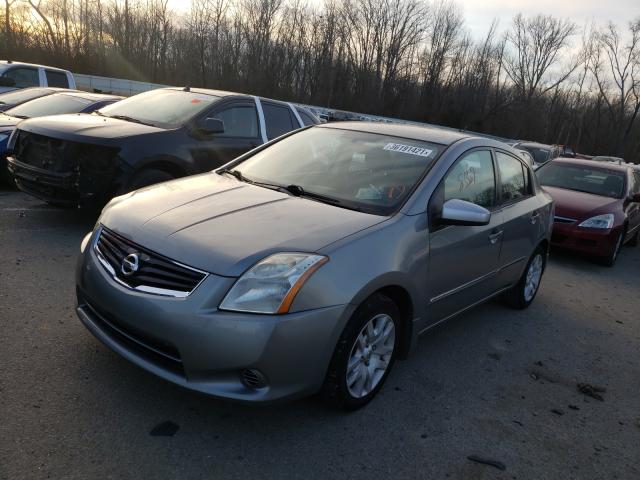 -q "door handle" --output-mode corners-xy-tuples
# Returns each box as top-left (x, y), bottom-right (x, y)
(488, 230), (504, 244)
(530, 212), (540, 224)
